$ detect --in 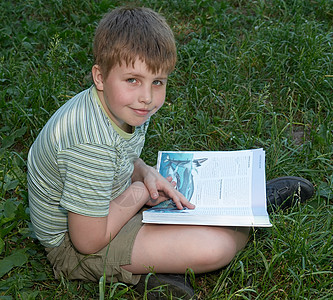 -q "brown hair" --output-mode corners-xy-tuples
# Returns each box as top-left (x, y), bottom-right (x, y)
(93, 7), (177, 77)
